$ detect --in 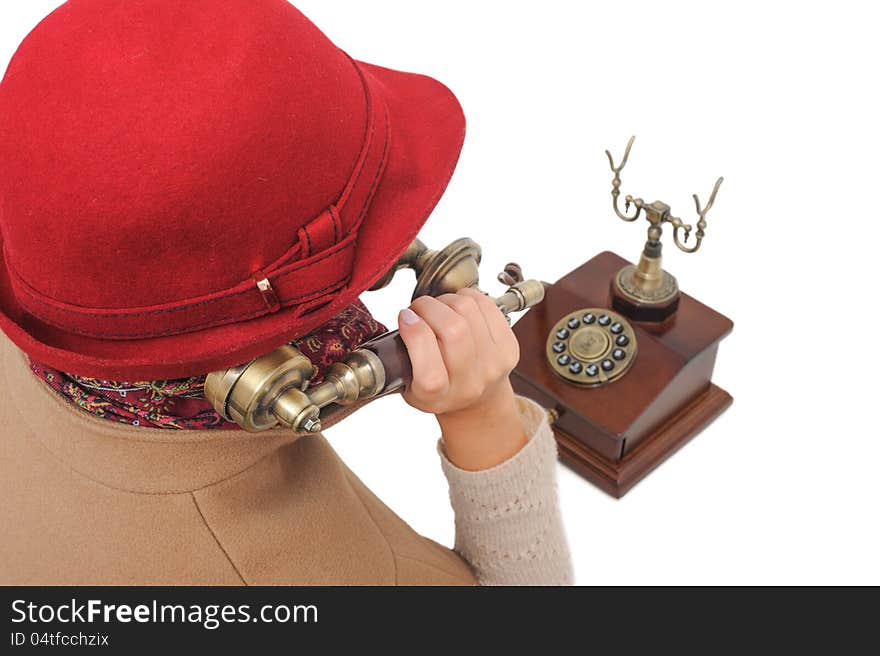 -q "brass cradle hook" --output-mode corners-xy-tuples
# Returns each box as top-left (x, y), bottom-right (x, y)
(678, 176), (723, 253)
(605, 136), (724, 315)
(605, 135), (723, 255)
